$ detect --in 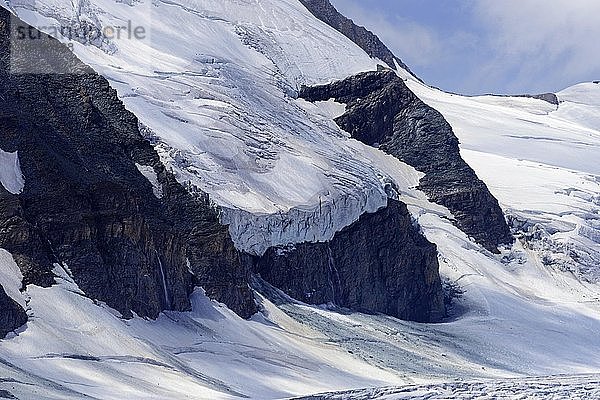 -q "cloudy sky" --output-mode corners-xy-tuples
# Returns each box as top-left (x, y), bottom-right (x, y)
(330, 0), (600, 95)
